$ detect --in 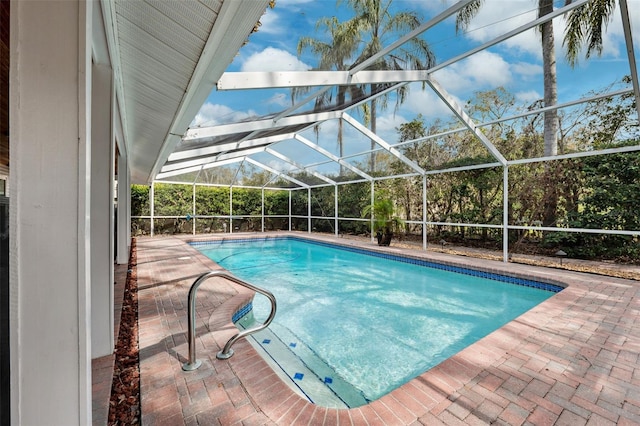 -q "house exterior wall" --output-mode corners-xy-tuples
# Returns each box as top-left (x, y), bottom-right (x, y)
(10, 1), (93, 424)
